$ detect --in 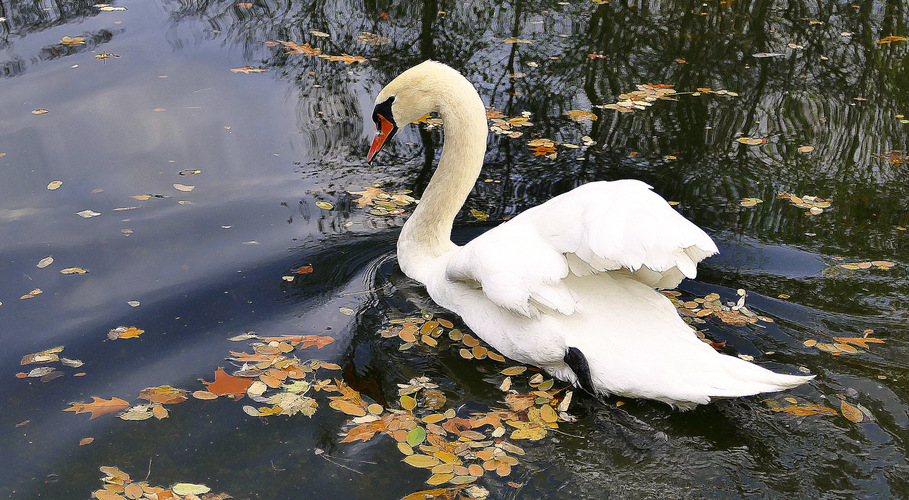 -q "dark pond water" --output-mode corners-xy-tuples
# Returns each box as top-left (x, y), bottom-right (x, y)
(2, 0), (908, 498)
